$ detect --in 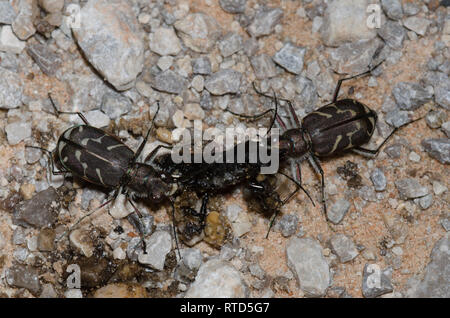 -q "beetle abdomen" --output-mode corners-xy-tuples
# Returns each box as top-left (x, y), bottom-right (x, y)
(302, 99), (377, 156)
(57, 125), (134, 187)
